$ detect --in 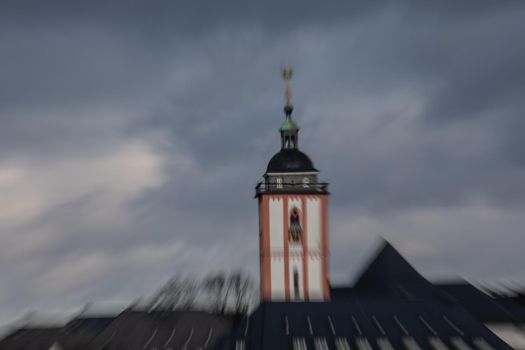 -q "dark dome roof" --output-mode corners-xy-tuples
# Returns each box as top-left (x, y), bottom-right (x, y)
(266, 149), (318, 173)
